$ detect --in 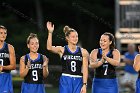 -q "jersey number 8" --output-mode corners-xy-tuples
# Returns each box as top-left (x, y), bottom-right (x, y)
(71, 61), (76, 72)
